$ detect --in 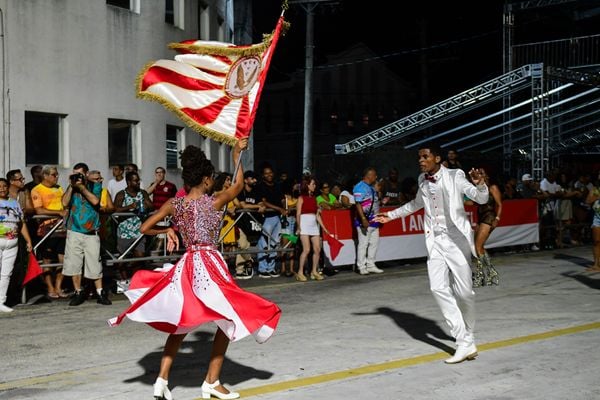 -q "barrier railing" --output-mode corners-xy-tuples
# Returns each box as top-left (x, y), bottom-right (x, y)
(29, 209), (296, 268)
